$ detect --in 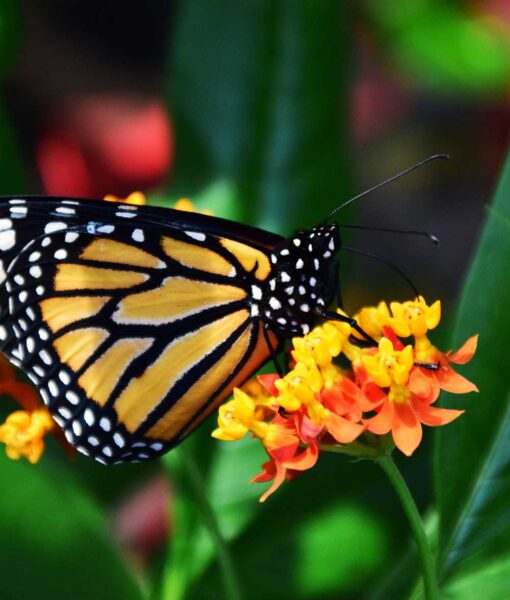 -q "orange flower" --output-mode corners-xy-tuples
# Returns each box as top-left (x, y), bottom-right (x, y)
(0, 355), (56, 463)
(213, 297), (478, 500)
(103, 191), (147, 205)
(358, 365), (465, 456)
